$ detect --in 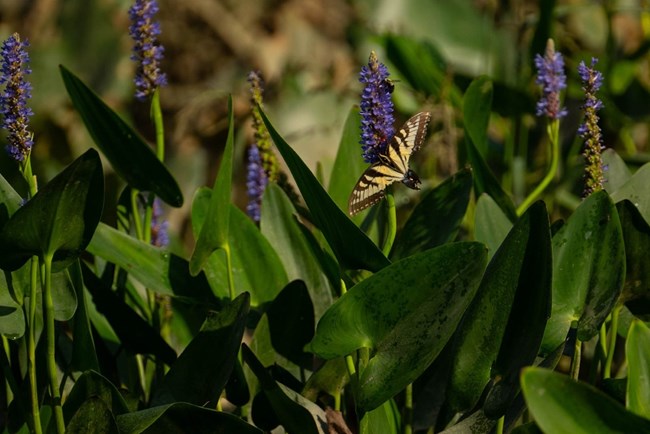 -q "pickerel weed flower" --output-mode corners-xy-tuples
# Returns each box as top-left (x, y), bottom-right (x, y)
(359, 51), (395, 163)
(0, 33), (34, 162)
(129, 0), (167, 101)
(534, 39), (567, 120)
(246, 144), (268, 222)
(248, 71), (278, 183)
(578, 58), (605, 197)
(150, 197), (169, 247)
